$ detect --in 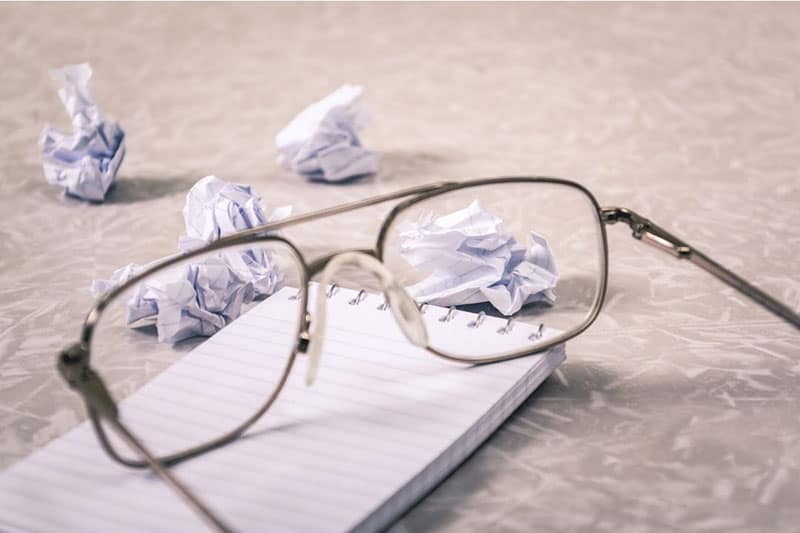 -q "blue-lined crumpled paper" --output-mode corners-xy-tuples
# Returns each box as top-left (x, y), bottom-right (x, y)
(91, 176), (291, 343)
(398, 200), (559, 315)
(89, 262), (143, 298)
(91, 256), (278, 344)
(179, 175), (291, 300)
(275, 84), (379, 182)
(40, 63), (125, 201)
(179, 175), (292, 252)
